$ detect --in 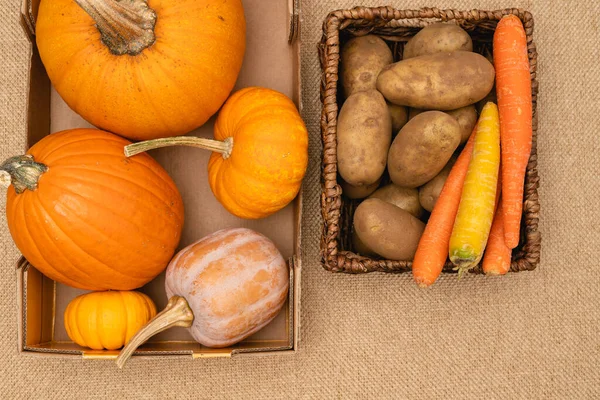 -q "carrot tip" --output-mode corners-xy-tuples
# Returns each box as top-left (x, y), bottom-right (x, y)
(484, 270), (506, 276)
(413, 275), (433, 288)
